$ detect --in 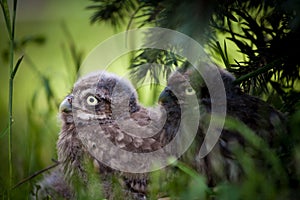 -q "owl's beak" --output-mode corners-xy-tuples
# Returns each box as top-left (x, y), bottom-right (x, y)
(59, 95), (73, 113)
(158, 87), (173, 105)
